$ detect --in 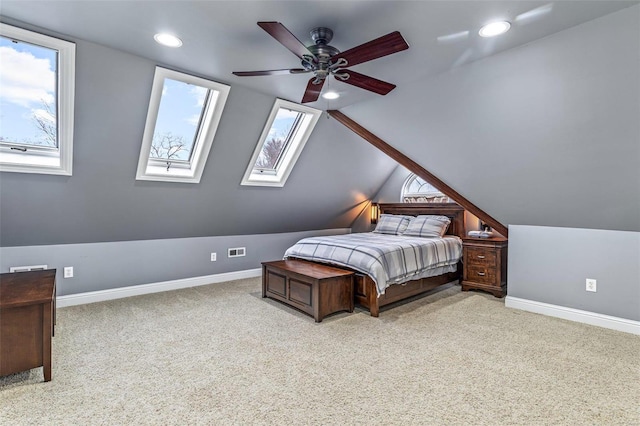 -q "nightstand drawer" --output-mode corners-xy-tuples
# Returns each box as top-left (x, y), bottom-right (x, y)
(465, 247), (497, 266)
(465, 265), (496, 285)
